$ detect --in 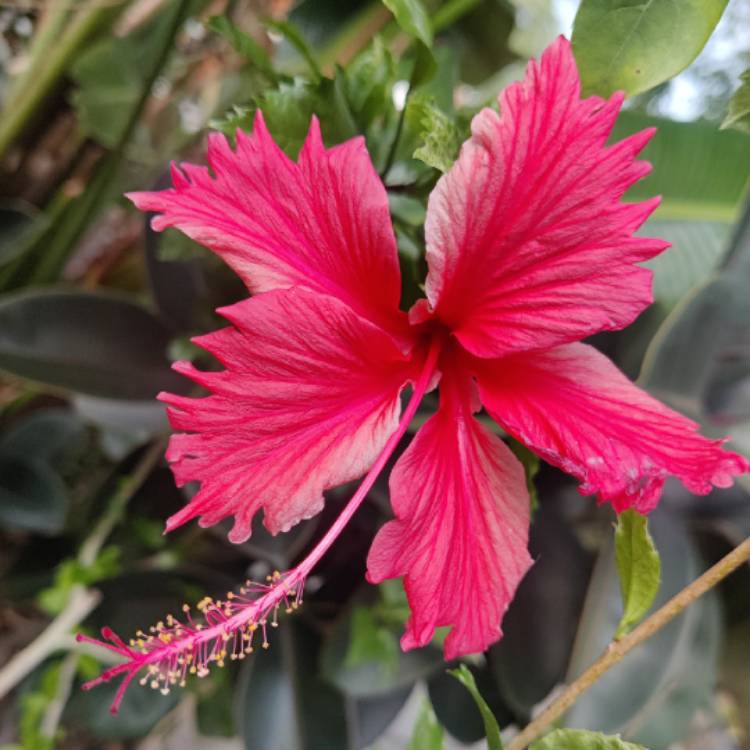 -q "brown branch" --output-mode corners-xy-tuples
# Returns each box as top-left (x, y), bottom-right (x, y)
(507, 535), (750, 750)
